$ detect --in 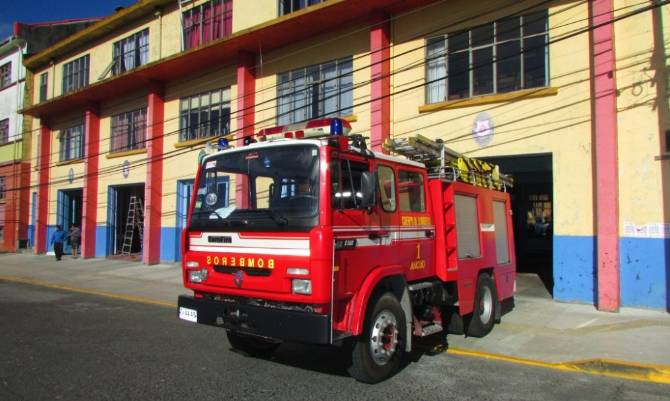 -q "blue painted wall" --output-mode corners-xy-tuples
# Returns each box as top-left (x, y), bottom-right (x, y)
(553, 235), (669, 310)
(45, 225), (56, 253)
(553, 235), (596, 304)
(160, 226), (179, 262)
(95, 226), (107, 258)
(620, 237), (669, 309)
